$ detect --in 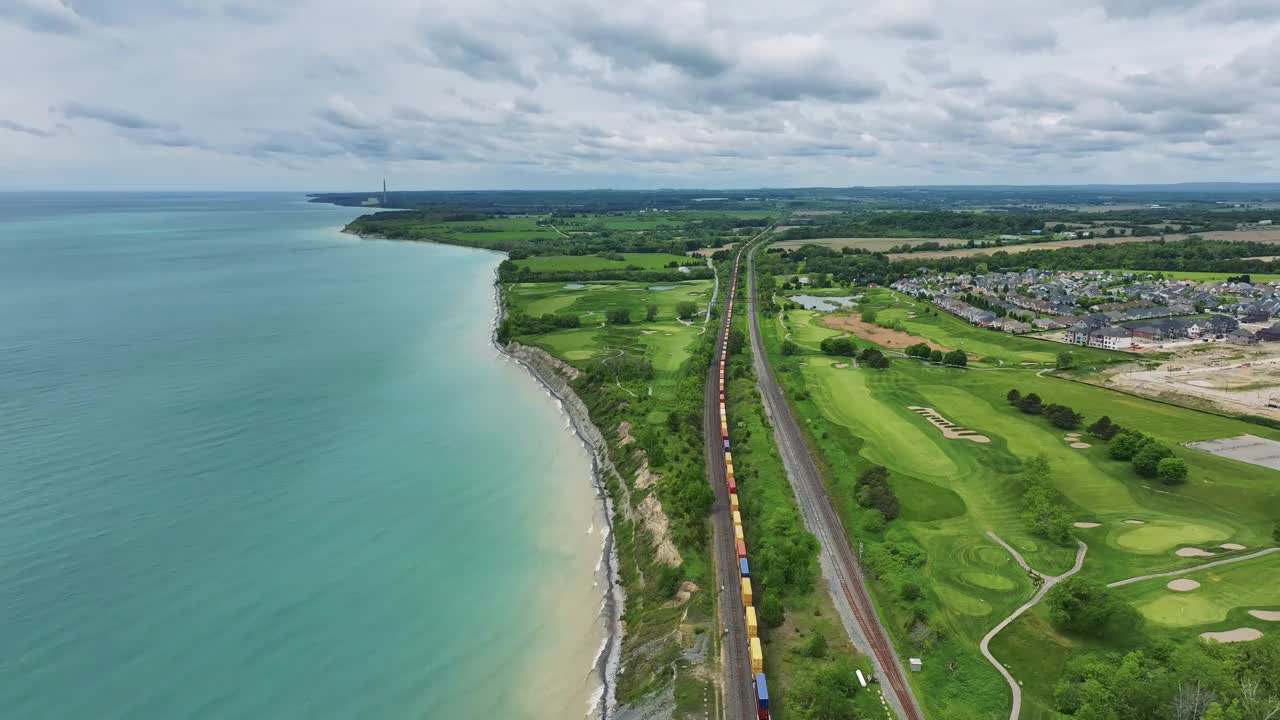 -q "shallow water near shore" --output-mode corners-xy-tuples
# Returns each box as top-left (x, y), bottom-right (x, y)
(0, 193), (604, 719)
